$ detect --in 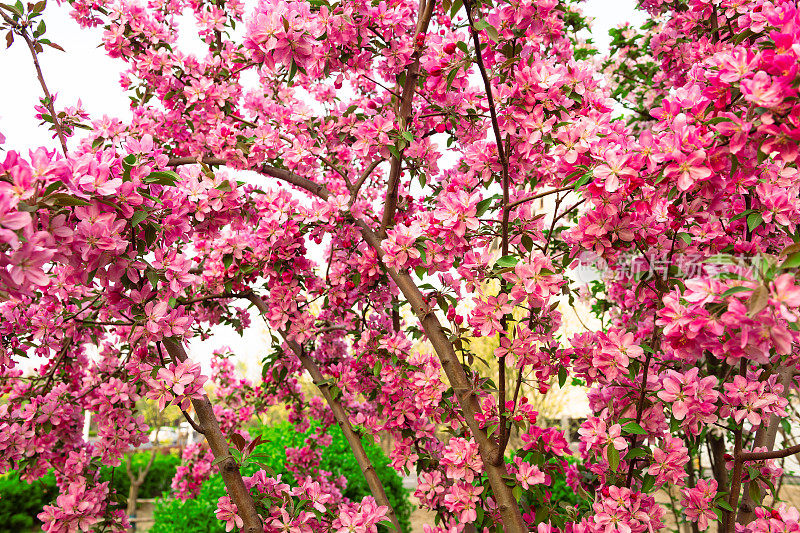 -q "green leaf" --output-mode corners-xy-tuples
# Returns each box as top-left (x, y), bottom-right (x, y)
(608, 444), (620, 472)
(717, 500), (734, 512)
(558, 366), (567, 388)
(677, 232), (691, 245)
(573, 171), (593, 189)
(144, 170), (179, 186)
(445, 67), (459, 91)
(707, 116), (733, 125)
(781, 252), (800, 269)
(721, 285), (752, 297)
(50, 193), (90, 206)
(730, 209), (753, 222)
(747, 284), (768, 316)
(625, 447), (649, 460)
(495, 255), (518, 268)
(622, 422), (647, 435)
(475, 197), (493, 217)
(747, 212), (763, 232)
(748, 482), (761, 503)
(130, 210), (149, 227)
(641, 474), (655, 493)
(211, 455), (229, 467)
(521, 234), (534, 252)
(146, 270), (159, 290)
(449, 0), (462, 18)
